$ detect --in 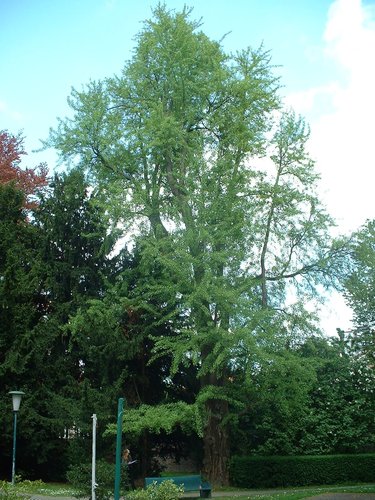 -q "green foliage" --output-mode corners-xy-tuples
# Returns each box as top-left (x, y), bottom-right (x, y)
(11, 479), (45, 494)
(106, 402), (202, 438)
(238, 350), (317, 455)
(127, 480), (183, 500)
(345, 219), (375, 362)
(297, 334), (375, 455)
(67, 460), (129, 500)
(0, 3), (362, 487)
(0, 184), (43, 375)
(0, 481), (19, 500)
(229, 454), (375, 488)
(0, 479), (46, 497)
(0, 170), (127, 481)
(24, 169), (123, 474)
(43, 5), (351, 483)
(231, 333), (375, 457)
